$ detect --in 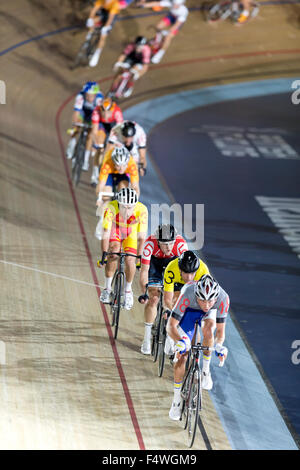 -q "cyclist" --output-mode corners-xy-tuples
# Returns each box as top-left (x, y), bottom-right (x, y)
(139, 0), (189, 64)
(163, 250), (210, 313)
(106, 121), (147, 176)
(111, 36), (152, 97)
(95, 145), (140, 239)
(66, 81), (103, 171)
(91, 97), (123, 185)
(87, 0), (121, 67)
(138, 224), (188, 354)
(166, 274), (230, 420)
(99, 187), (148, 310)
